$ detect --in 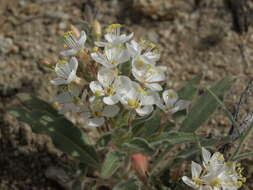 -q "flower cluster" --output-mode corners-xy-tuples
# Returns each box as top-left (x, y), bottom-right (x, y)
(51, 24), (190, 128)
(182, 148), (246, 190)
